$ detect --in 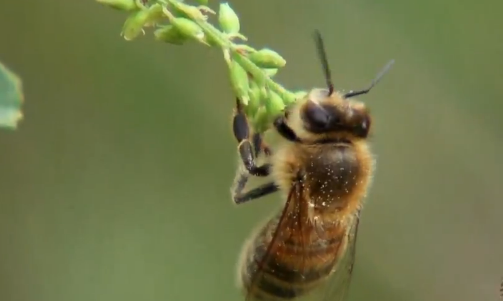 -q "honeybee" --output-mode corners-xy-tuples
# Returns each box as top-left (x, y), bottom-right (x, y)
(230, 30), (394, 301)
